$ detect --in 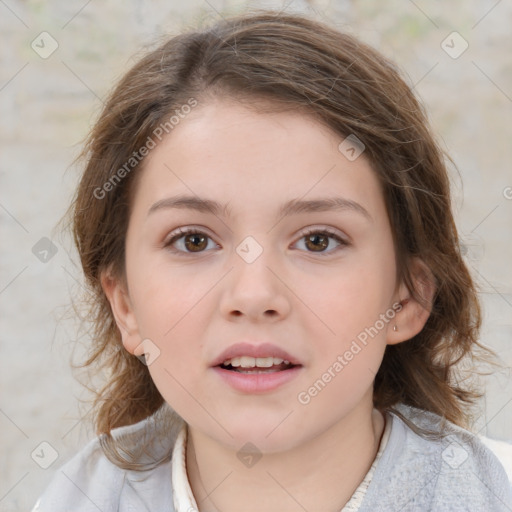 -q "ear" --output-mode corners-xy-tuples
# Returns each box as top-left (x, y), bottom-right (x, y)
(101, 269), (144, 356)
(387, 258), (436, 345)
